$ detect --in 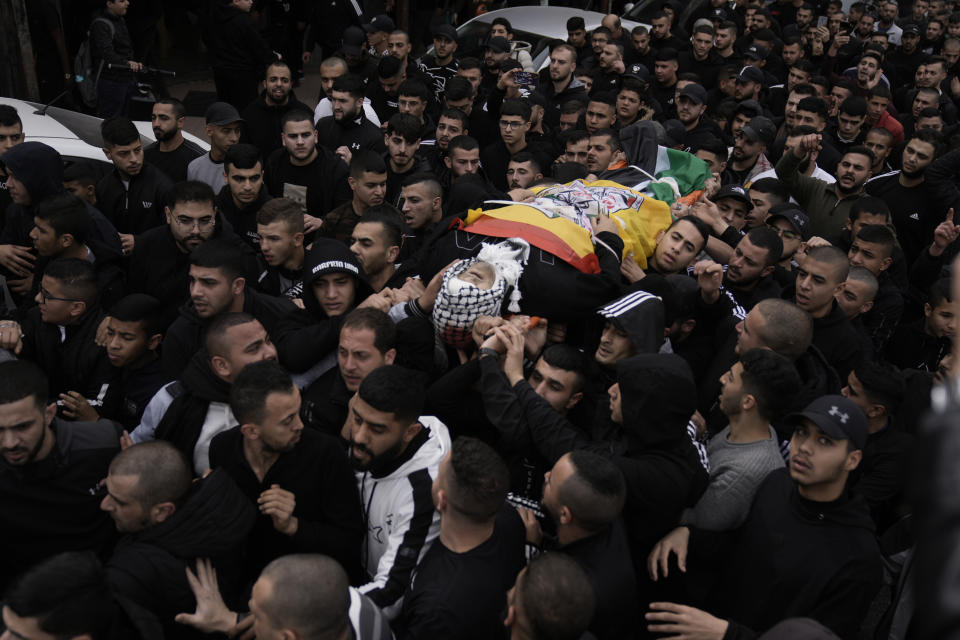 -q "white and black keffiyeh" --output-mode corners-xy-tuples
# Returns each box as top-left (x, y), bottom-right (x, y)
(432, 238), (530, 347)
